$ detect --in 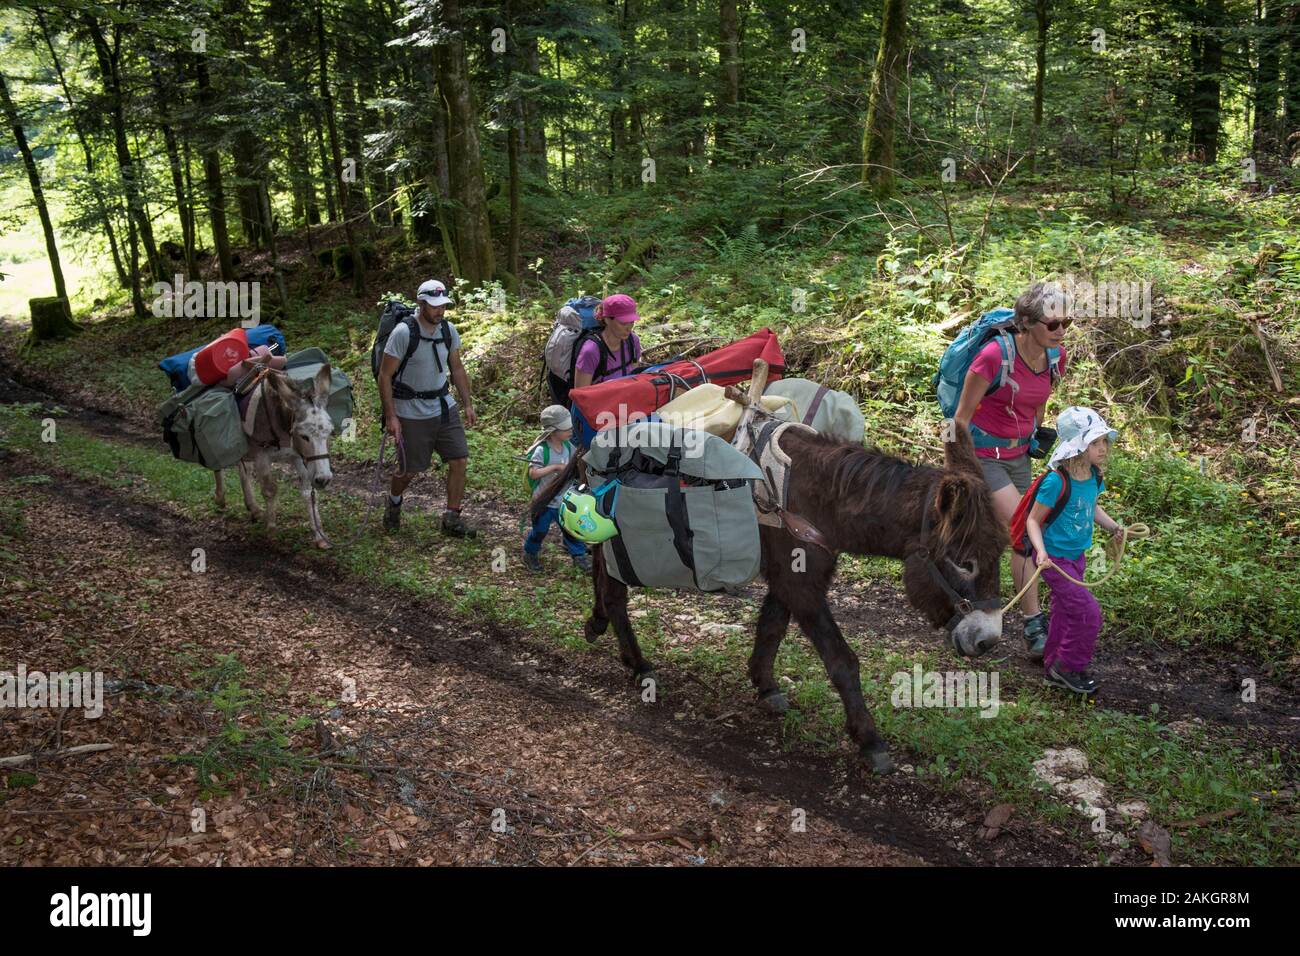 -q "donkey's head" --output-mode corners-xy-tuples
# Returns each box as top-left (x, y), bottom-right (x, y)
(274, 366), (335, 489)
(902, 423), (1007, 656)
